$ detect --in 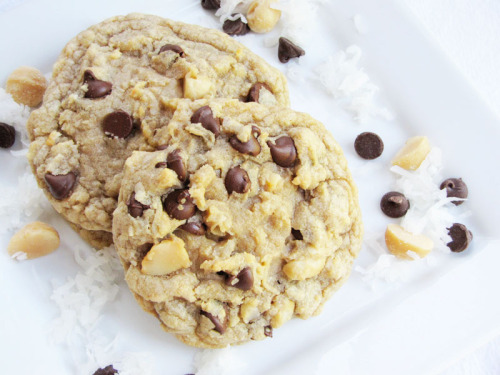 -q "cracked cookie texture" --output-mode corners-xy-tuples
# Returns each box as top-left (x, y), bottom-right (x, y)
(112, 99), (362, 348)
(27, 13), (289, 234)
